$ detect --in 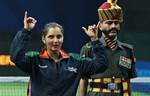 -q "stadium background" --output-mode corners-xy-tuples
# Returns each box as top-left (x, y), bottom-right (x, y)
(0, 0), (150, 95)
